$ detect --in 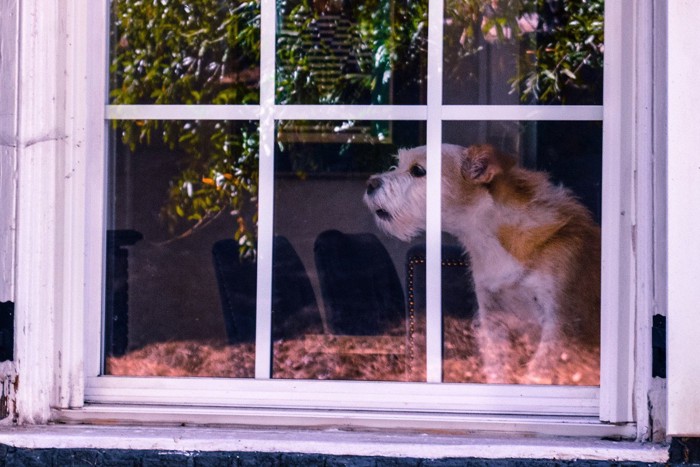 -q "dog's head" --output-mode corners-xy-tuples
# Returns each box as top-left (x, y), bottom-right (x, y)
(363, 144), (516, 241)
(363, 146), (429, 241)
